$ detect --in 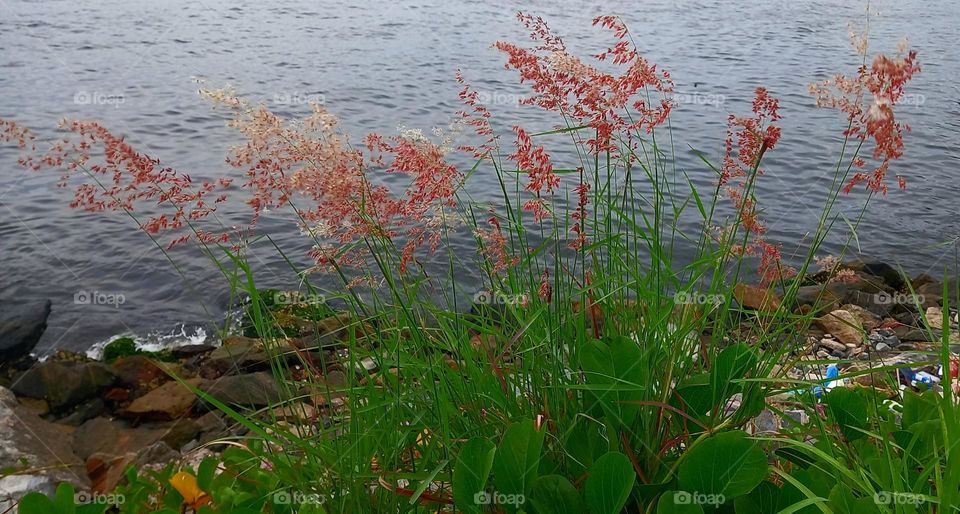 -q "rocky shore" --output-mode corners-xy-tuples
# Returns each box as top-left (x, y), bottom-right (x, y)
(0, 259), (957, 506)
